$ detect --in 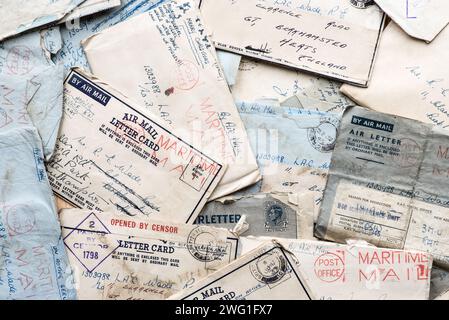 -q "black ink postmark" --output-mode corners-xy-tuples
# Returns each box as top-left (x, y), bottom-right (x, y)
(249, 248), (290, 287)
(187, 226), (227, 262)
(6, 204), (36, 236)
(307, 115), (339, 153)
(350, 0), (374, 9)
